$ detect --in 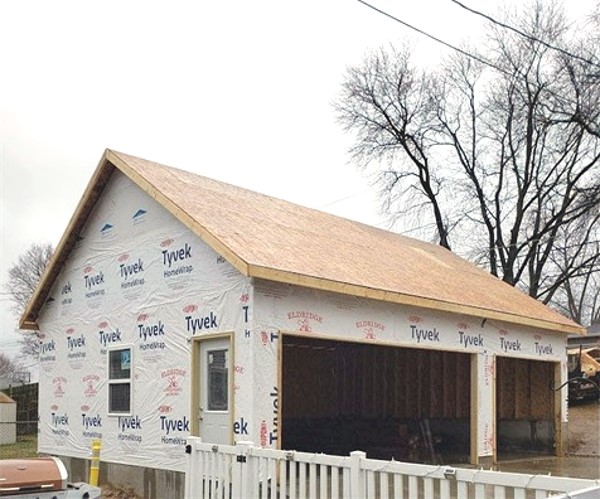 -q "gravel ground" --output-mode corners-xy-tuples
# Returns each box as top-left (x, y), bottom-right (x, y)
(497, 399), (600, 480)
(568, 399), (600, 457)
(101, 485), (141, 499)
